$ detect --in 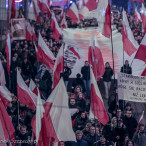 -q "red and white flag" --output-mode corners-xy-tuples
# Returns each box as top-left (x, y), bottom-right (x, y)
(96, 0), (111, 38)
(122, 10), (139, 56)
(134, 8), (142, 22)
(45, 78), (76, 142)
(17, 69), (37, 110)
(0, 86), (12, 107)
(140, 4), (146, 33)
(0, 99), (15, 142)
(70, 47), (81, 59)
(78, 6), (90, 20)
(83, 0), (99, 11)
(33, 0), (41, 22)
(0, 60), (6, 86)
(60, 14), (68, 29)
(136, 111), (144, 132)
(131, 0), (144, 3)
(38, 0), (52, 16)
(26, 22), (33, 41)
(36, 33), (55, 70)
(88, 33), (105, 81)
(89, 68), (109, 125)
(50, 12), (62, 42)
(52, 44), (64, 89)
(5, 34), (11, 75)
(134, 34), (146, 63)
(29, 79), (38, 95)
(141, 68), (146, 76)
(66, 3), (79, 23)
